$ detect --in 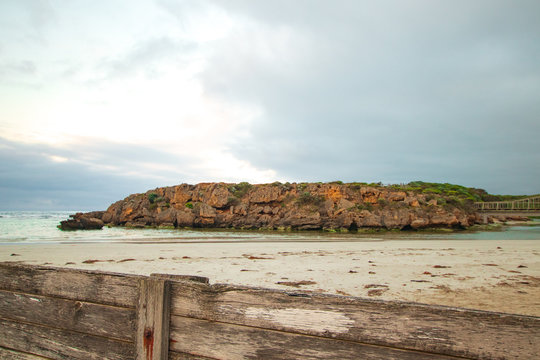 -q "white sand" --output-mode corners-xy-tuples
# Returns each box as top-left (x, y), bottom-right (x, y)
(2, 239), (539, 316)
